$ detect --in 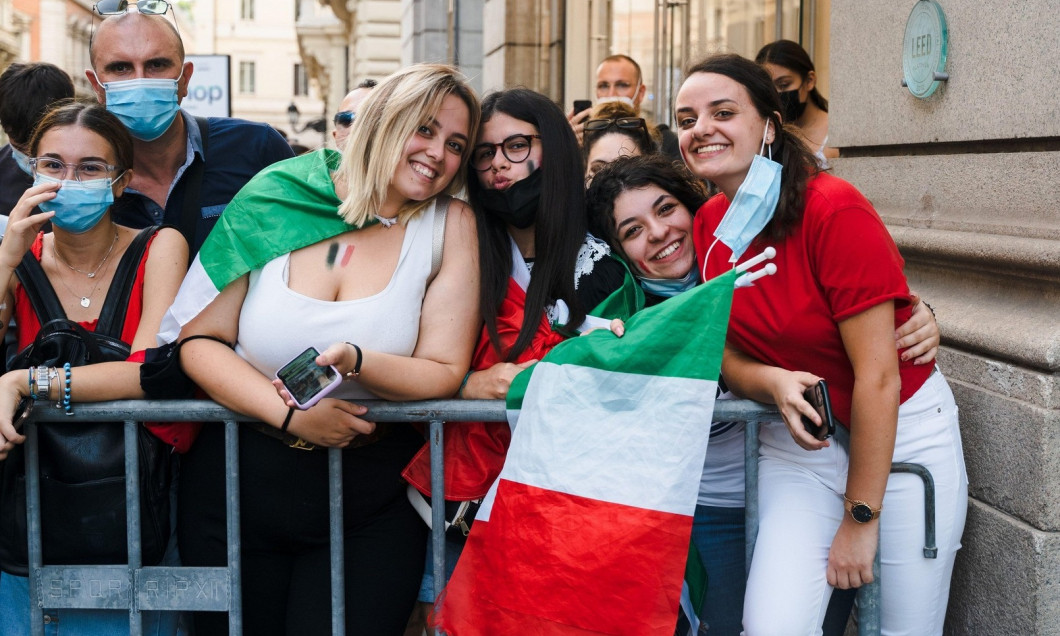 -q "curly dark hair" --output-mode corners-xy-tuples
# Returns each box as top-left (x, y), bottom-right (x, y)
(586, 154), (708, 258)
